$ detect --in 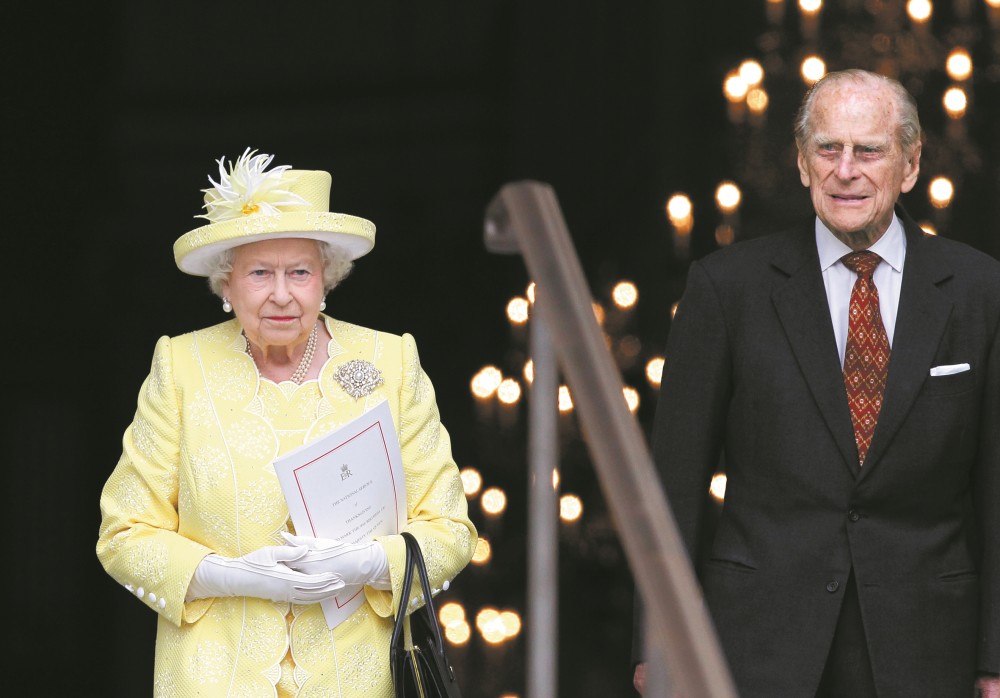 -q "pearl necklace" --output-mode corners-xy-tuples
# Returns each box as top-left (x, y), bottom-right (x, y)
(244, 323), (319, 385)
